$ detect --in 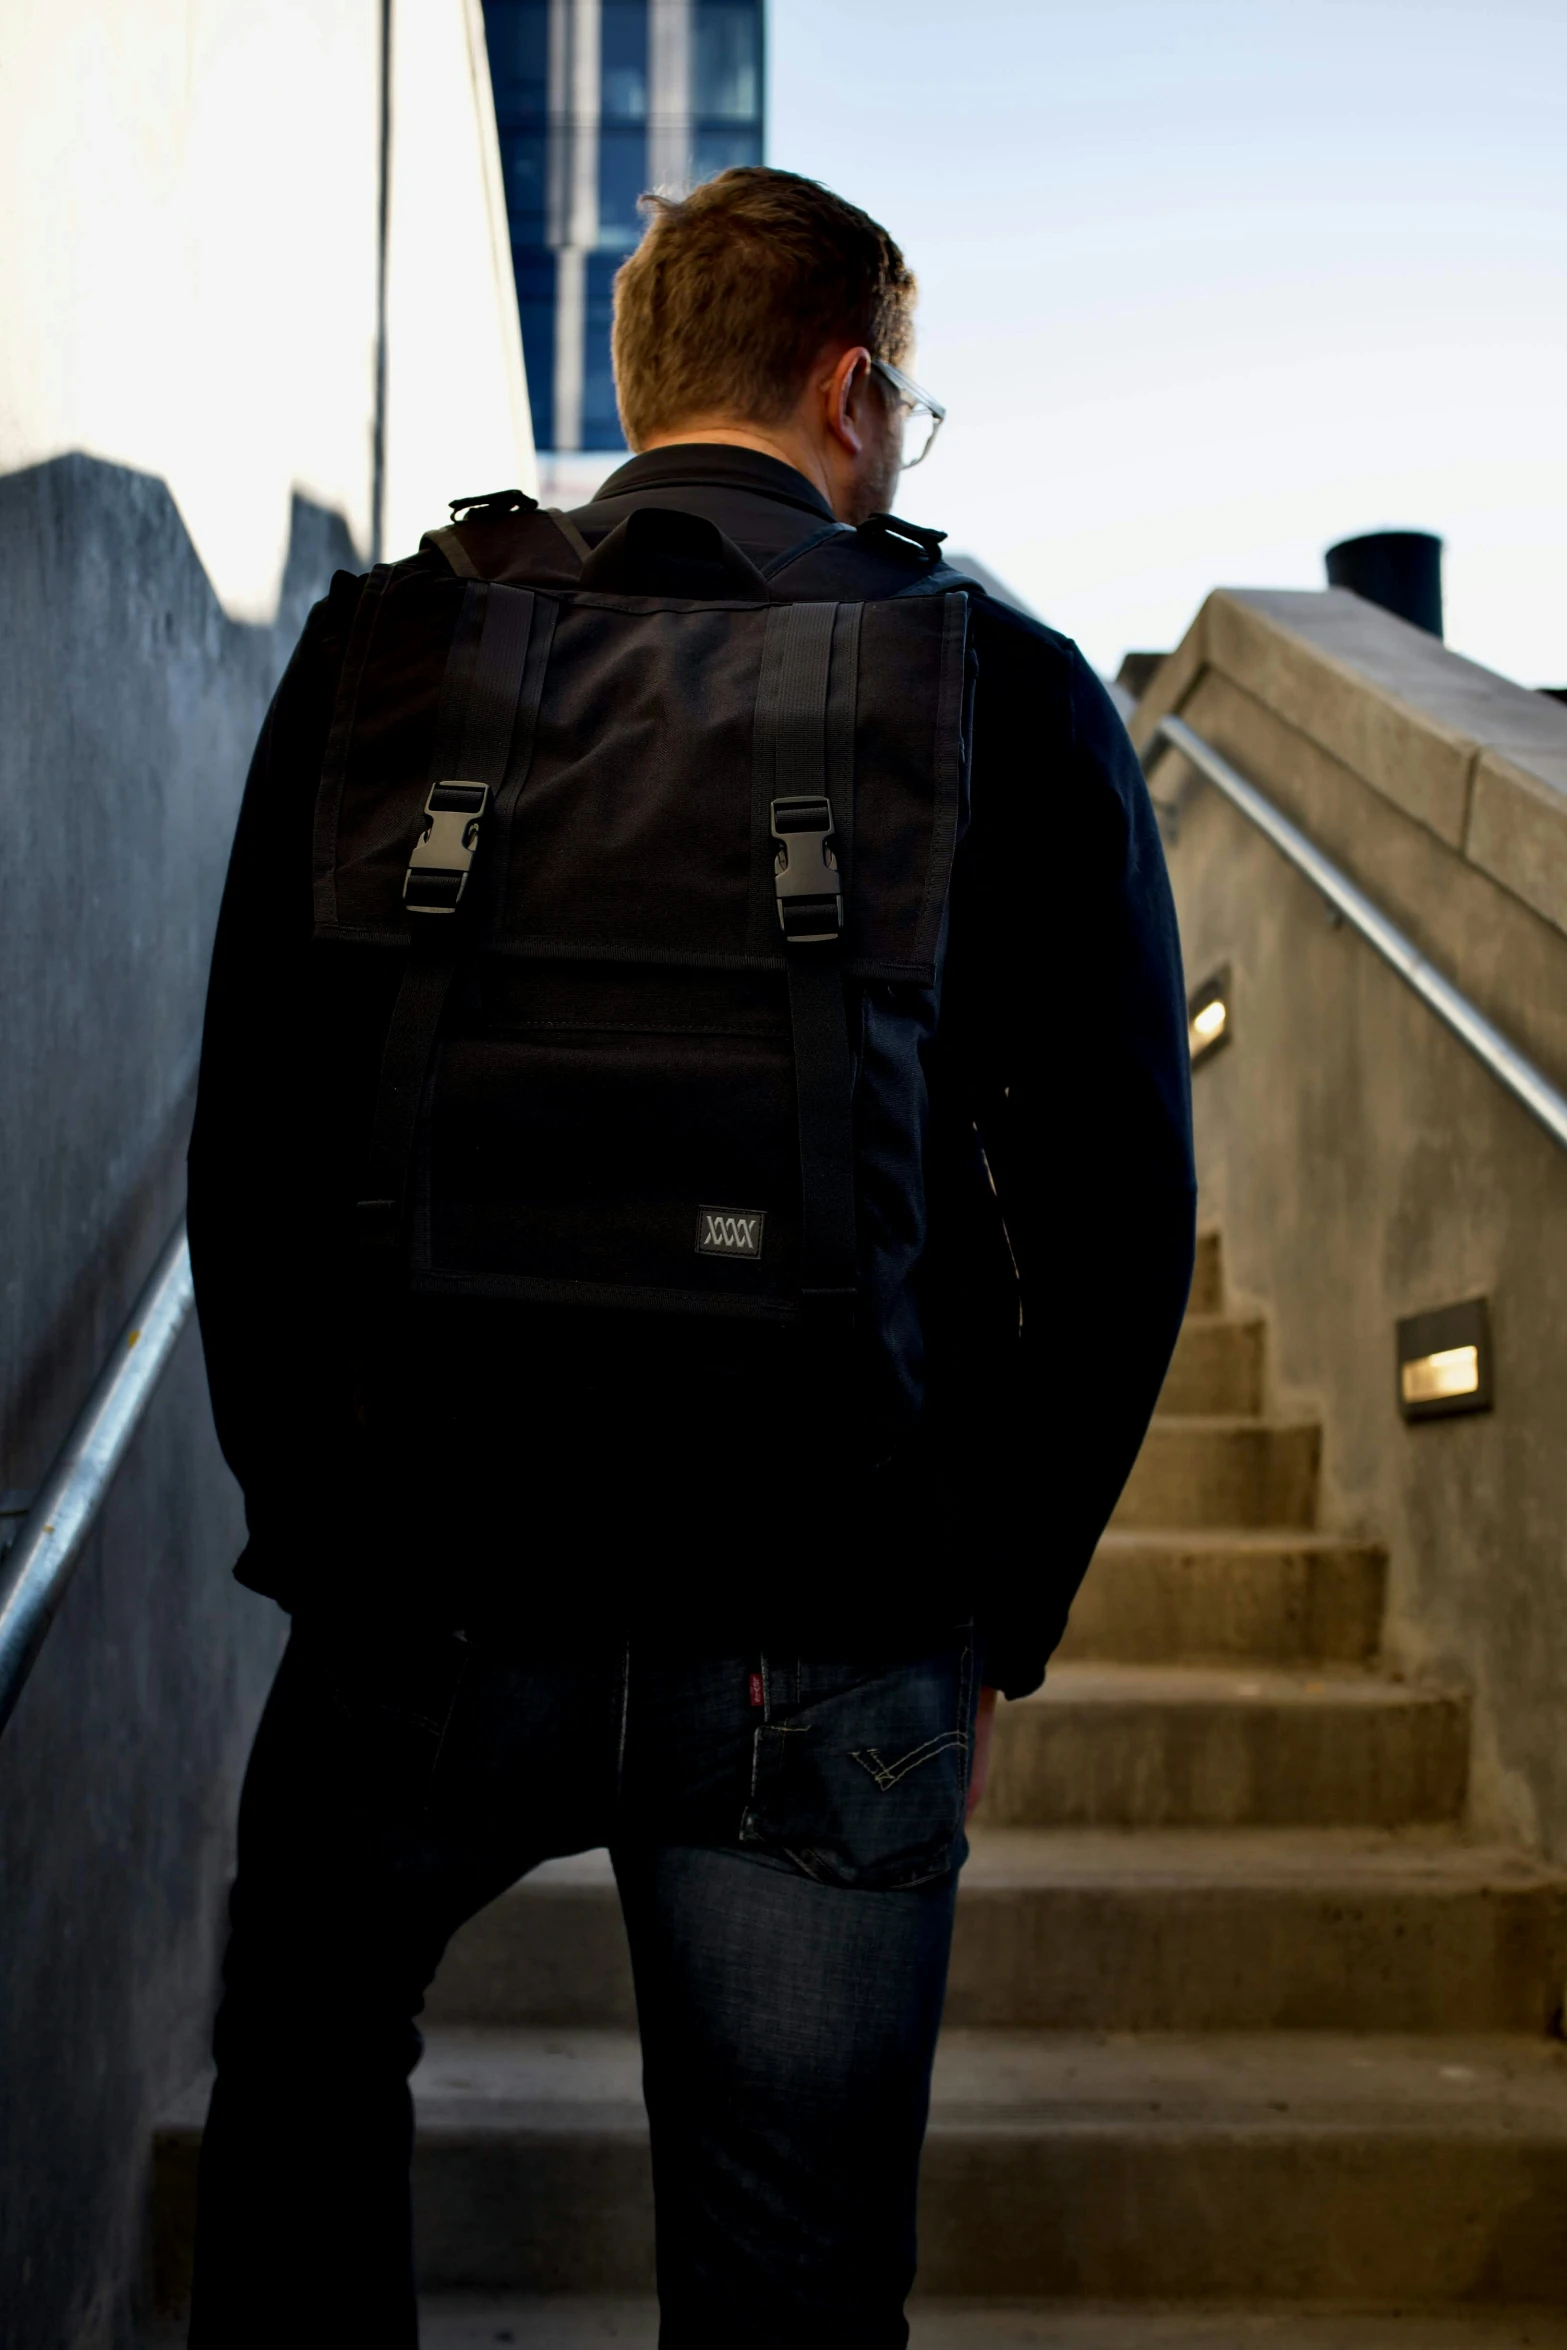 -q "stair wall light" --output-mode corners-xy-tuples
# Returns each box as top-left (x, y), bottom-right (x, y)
(1188, 968), (1231, 1067)
(1396, 1297), (1493, 1421)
